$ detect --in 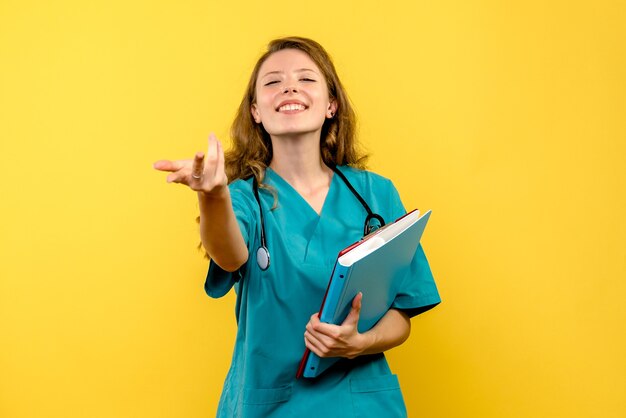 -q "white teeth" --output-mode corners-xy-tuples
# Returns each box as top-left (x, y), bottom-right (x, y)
(278, 103), (305, 112)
